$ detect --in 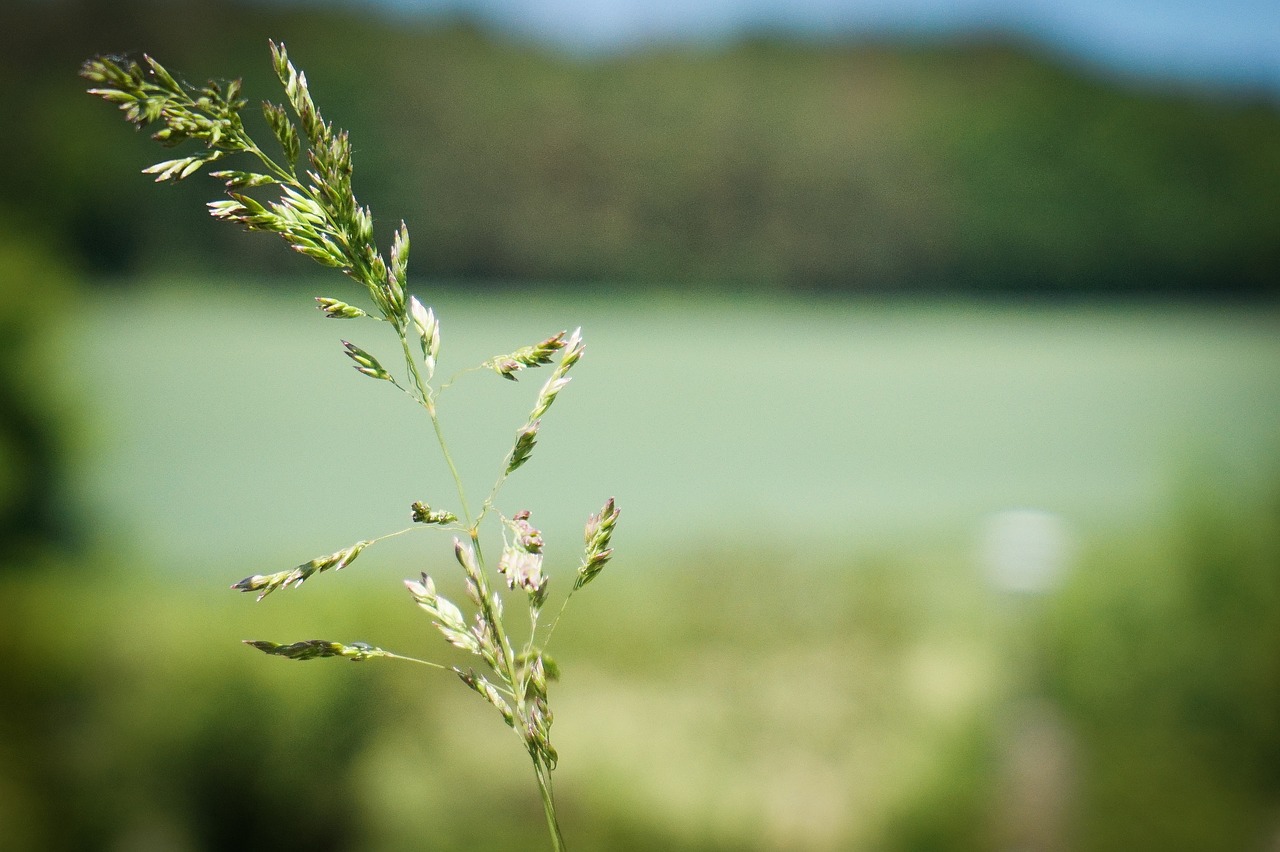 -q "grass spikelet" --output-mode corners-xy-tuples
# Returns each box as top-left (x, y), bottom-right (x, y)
(576, 497), (619, 590)
(231, 540), (370, 600)
(404, 573), (479, 653)
(409, 501), (457, 525)
(455, 667), (516, 727)
(484, 331), (567, 380)
(341, 340), (393, 381)
(316, 297), (367, 319)
(244, 639), (389, 661)
(506, 421), (540, 475)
